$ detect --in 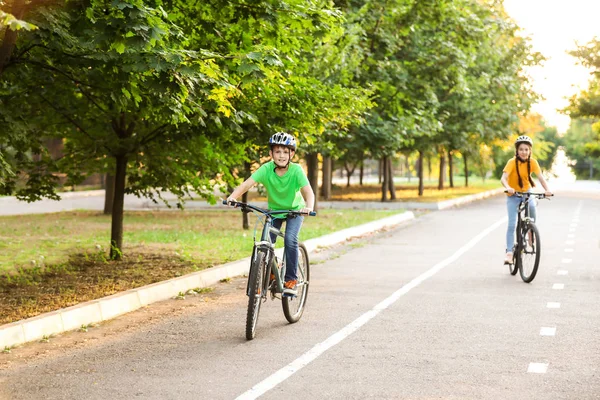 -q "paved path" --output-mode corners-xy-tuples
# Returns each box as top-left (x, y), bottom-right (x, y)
(1, 185), (598, 399)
